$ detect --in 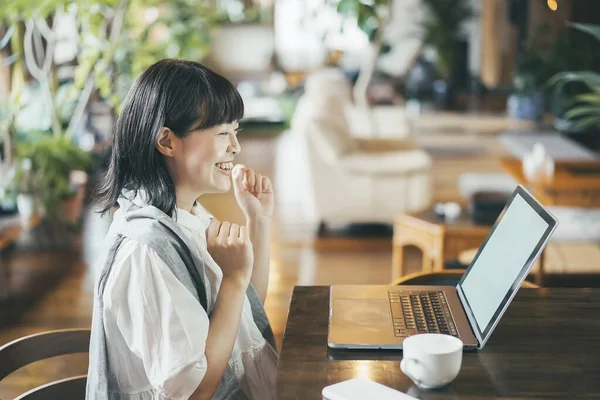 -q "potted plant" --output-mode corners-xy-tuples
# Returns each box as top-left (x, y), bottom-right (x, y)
(416, 0), (474, 108)
(547, 23), (600, 144)
(2, 0), (224, 225)
(13, 133), (91, 224)
(507, 35), (549, 121)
